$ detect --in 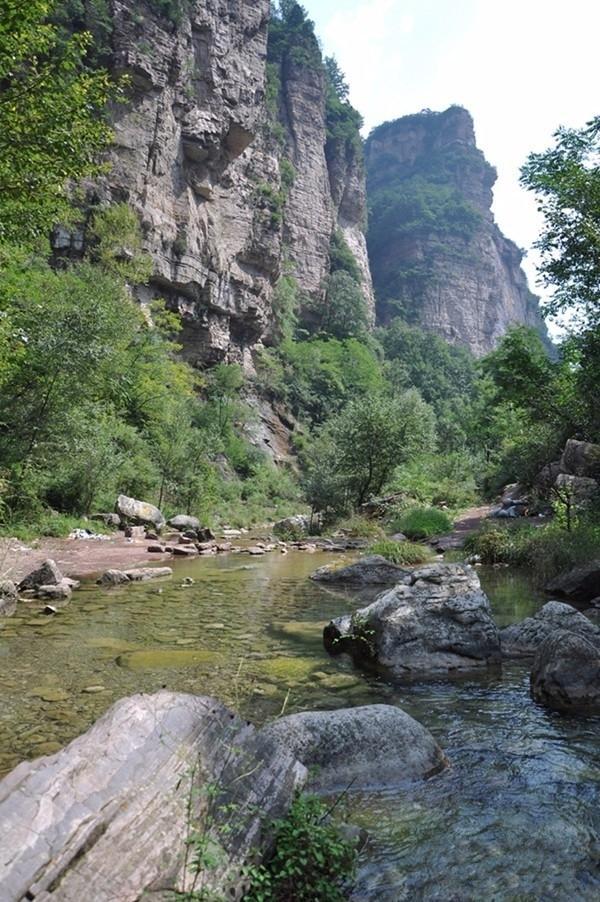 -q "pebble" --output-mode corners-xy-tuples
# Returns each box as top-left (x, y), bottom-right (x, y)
(82, 685), (107, 694)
